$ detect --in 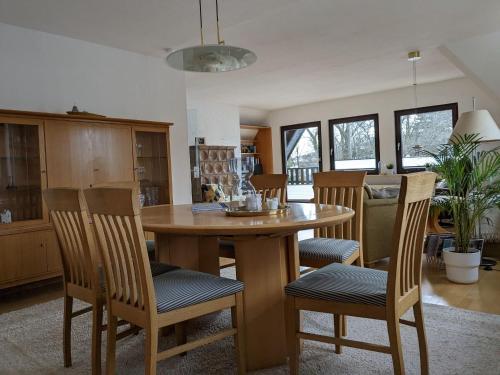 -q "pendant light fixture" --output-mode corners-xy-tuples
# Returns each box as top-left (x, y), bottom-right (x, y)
(407, 50), (424, 153)
(166, 0), (257, 73)
(408, 50), (421, 109)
